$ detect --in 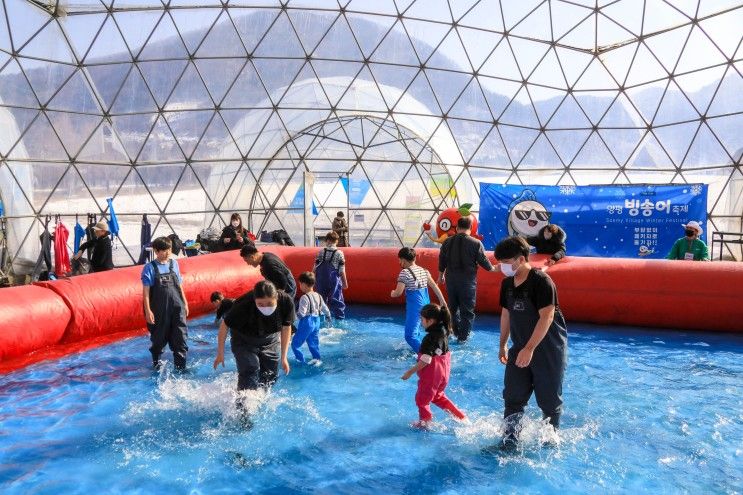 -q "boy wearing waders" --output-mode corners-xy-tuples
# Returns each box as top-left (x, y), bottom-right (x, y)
(291, 272), (332, 364)
(390, 247), (446, 352)
(494, 236), (567, 449)
(142, 236), (189, 370)
(313, 232), (348, 319)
